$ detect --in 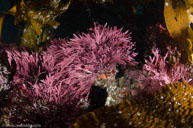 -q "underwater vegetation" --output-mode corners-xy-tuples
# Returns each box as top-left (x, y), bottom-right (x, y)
(0, 0), (71, 51)
(1, 0), (193, 127)
(71, 82), (193, 128)
(0, 23), (137, 127)
(164, 0), (193, 63)
(1, 23), (193, 127)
